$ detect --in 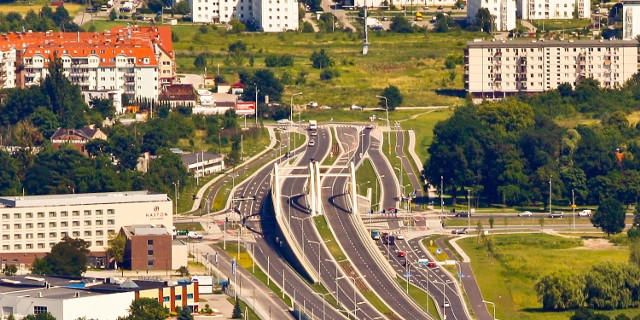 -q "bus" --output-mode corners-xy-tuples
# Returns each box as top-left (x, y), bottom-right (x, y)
(308, 120), (318, 130)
